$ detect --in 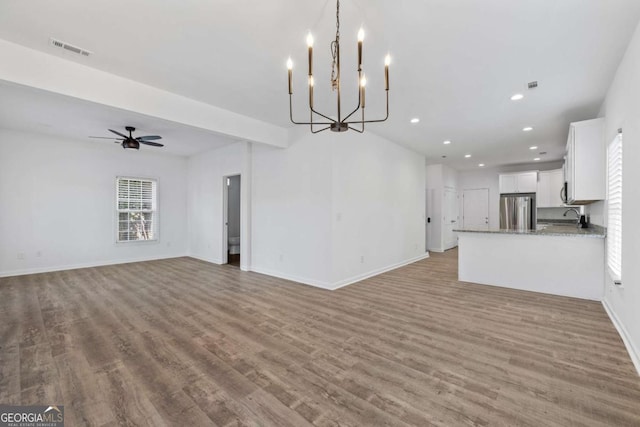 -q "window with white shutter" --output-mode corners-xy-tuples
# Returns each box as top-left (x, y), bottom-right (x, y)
(607, 132), (622, 282)
(116, 177), (157, 242)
